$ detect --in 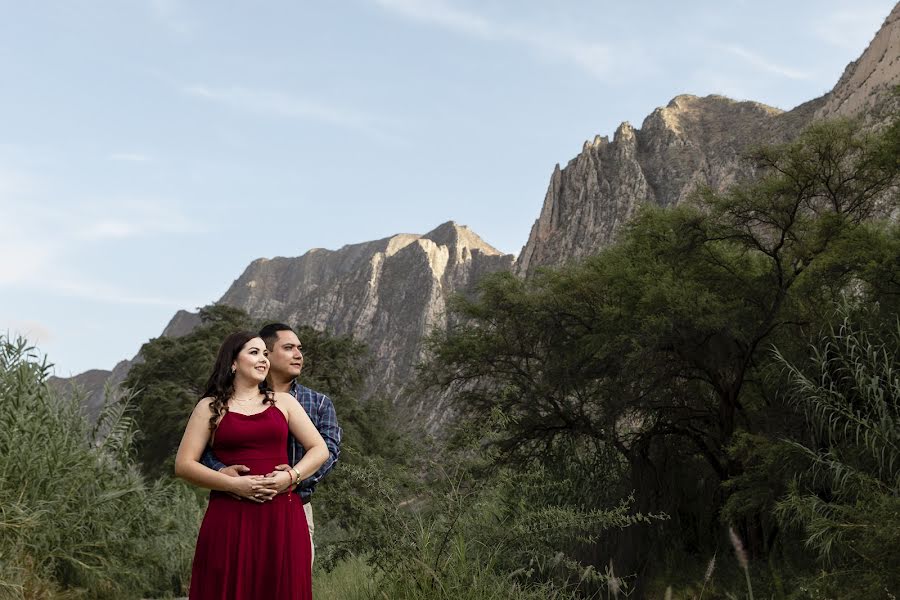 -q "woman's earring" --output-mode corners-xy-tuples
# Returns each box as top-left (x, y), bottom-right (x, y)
(231, 366), (236, 374)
